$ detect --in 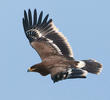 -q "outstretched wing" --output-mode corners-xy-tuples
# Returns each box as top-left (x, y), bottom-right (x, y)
(22, 9), (73, 60)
